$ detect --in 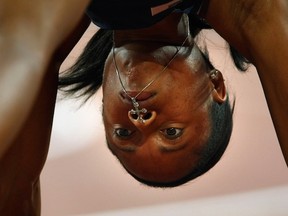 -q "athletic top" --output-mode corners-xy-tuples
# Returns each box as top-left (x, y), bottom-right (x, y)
(86, 0), (202, 29)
